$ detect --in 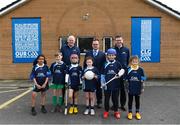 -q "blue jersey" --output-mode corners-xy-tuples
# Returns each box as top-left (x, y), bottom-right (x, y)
(102, 60), (123, 91)
(126, 67), (146, 95)
(61, 45), (80, 65)
(66, 64), (82, 88)
(82, 67), (99, 92)
(30, 64), (51, 85)
(50, 62), (67, 85)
